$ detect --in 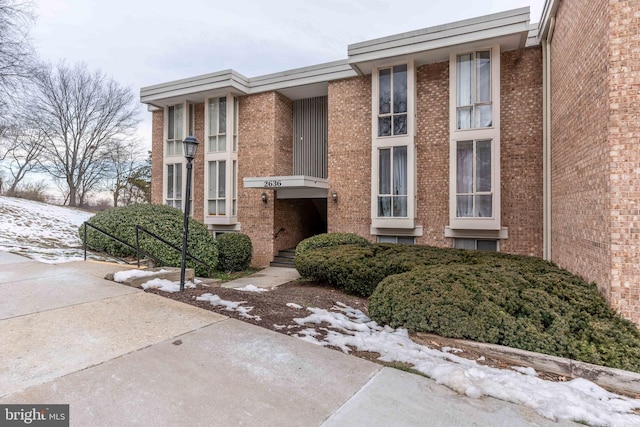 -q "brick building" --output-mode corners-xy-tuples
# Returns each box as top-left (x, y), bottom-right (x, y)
(141, 0), (640, 326)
